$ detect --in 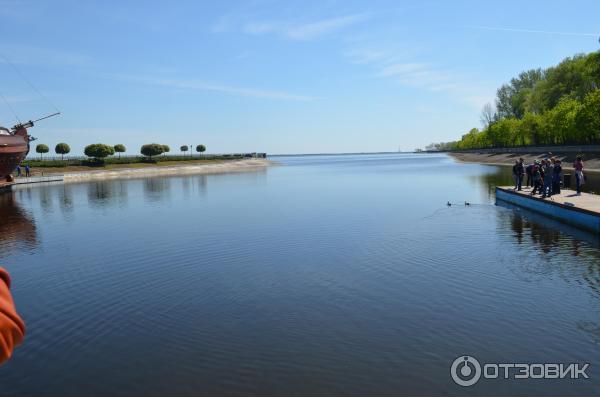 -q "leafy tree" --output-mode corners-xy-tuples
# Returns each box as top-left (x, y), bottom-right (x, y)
(162, 145), (170, 156)
(455, 51), (600, 149)
(54, 143), (70, 160)
(520, 113), (544, 146)
(480, 103), (497, 130)
(543, 98), (581, 144)
(84, 144), (115, 160)
(576, 89), (600, 144)
(36, 144), (49, 160)
(114, 144), (126, 158)
(496, 69), (544, 119)
(140, 143), (164, 159)
(195, 144), (206, 154)
(585, 51), (600, 91)
(534, 55), (593, 111)
(425, 142), (457, 151)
